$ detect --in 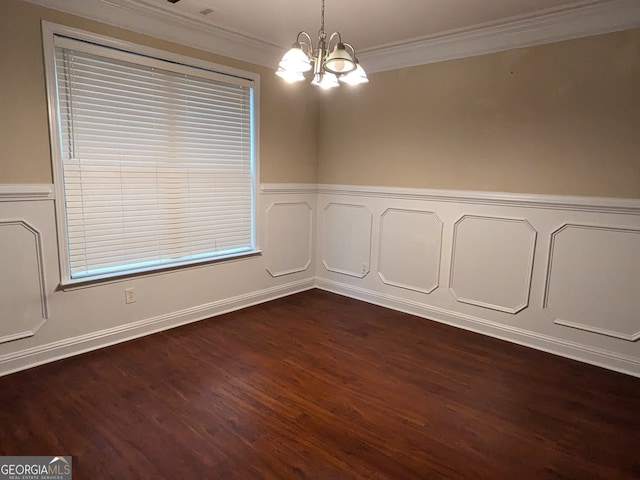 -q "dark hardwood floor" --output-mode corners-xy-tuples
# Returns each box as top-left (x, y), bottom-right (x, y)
(1, 289), (639, 479)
